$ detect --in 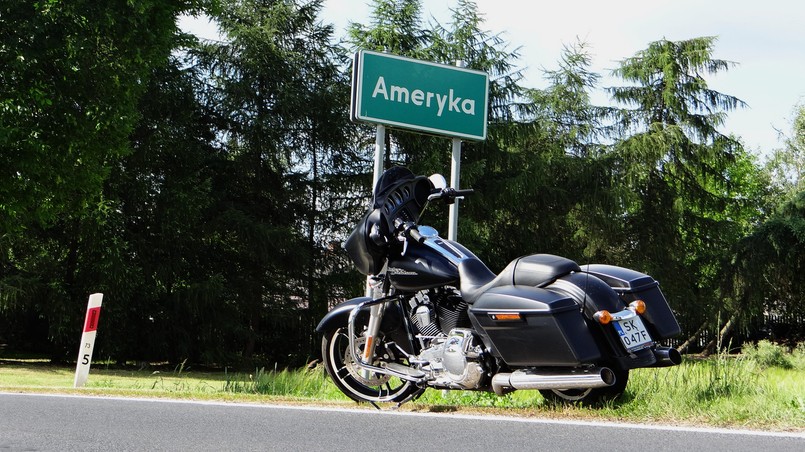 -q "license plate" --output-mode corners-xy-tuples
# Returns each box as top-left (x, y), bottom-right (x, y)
(613, 315), (653, 352)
